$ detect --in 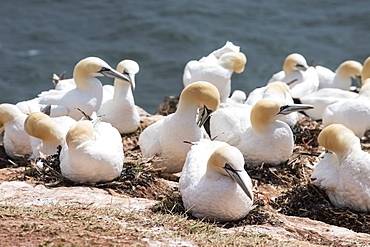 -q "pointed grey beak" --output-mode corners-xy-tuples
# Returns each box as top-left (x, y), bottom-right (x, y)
(92, 117), (102, 130)
(196, 106), (212, 127)
(98, 67), (132, 84)
(278, 104), (314, 115)
(224, 163), (254, 201)
(122, 71), (135, 90)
